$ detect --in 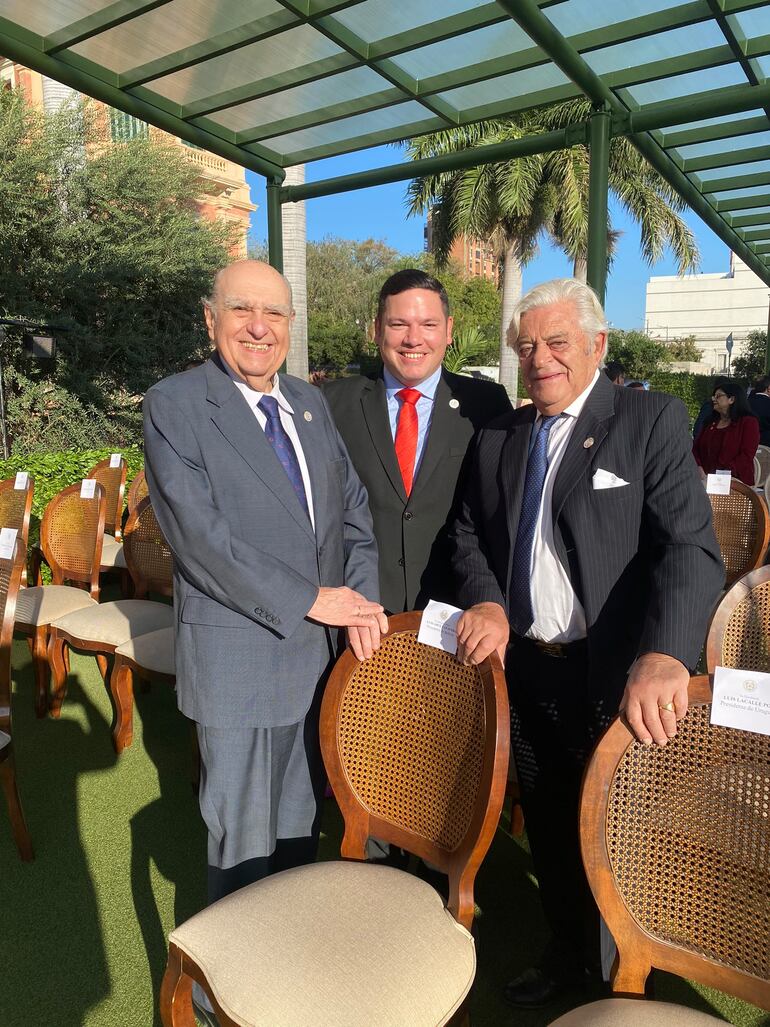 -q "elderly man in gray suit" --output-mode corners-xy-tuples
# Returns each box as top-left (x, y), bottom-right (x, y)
(144, 260), (385, 929)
